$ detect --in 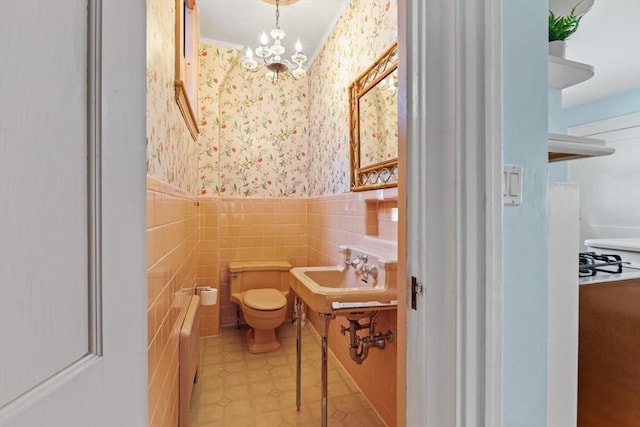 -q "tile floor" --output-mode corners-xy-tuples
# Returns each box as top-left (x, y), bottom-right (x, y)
(190, 323), (386, 426)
